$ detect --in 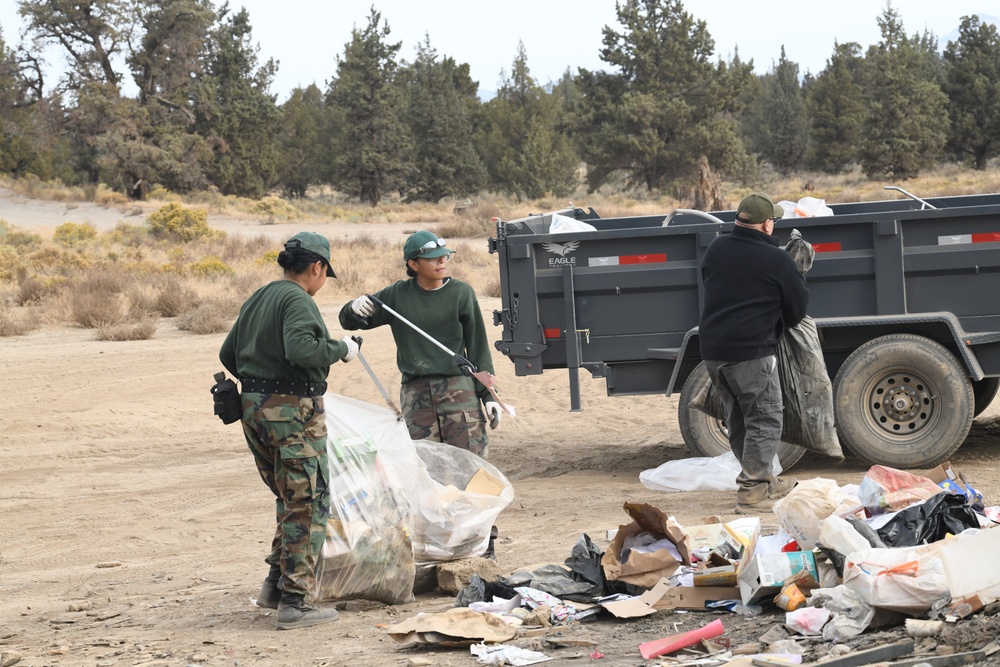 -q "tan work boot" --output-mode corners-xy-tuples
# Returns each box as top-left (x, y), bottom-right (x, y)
(255, 564), (281, 610)
(276, 592), (339, 630)
(768, 477), (797, 501)
(734, 482), (773, 514)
